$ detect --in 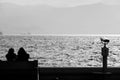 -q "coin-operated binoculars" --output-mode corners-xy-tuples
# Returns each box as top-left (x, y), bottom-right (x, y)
(101, 38), (110, 73)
